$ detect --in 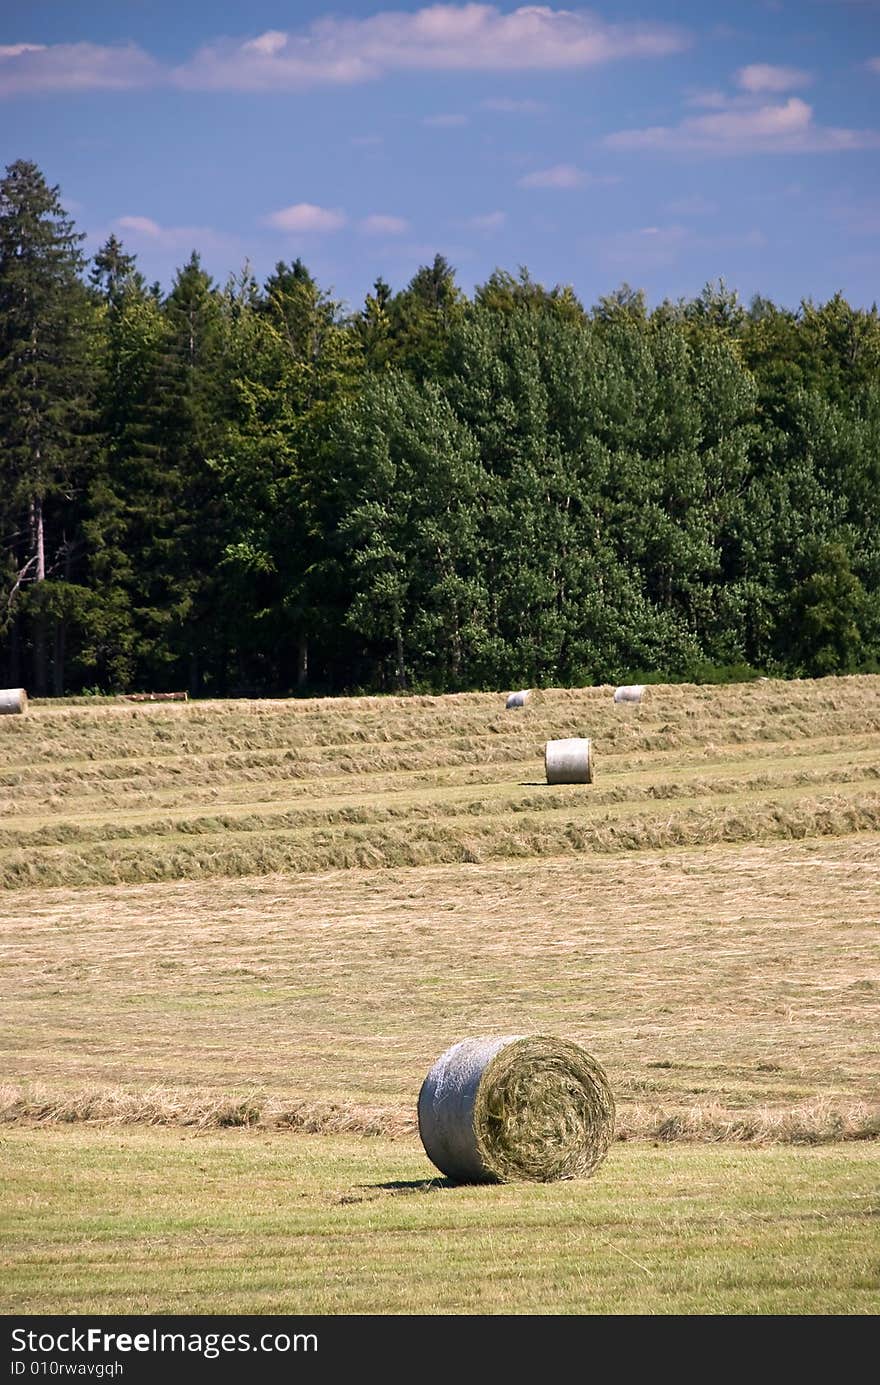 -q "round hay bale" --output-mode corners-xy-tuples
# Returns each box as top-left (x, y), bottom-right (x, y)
(505, 689), (531, 709)
(613, 684), (645, 704)
(545, 736), (592, 784)
(0, 688), (27, 715)
(418, 1035), (615, 1183)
